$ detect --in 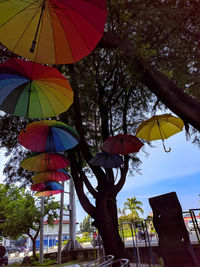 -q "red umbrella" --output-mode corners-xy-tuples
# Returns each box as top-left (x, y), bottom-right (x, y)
(102, 134), (144, 155)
